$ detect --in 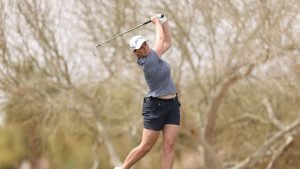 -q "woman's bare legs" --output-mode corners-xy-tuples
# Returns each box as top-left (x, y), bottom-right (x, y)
(162, 124), (180, 169)
(122, 128), (160, 169)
